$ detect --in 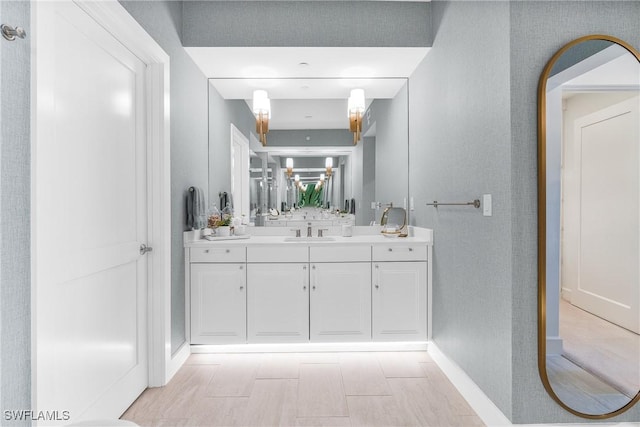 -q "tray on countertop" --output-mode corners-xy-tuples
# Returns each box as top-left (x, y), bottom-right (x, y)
(202, 234), (251, 241)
